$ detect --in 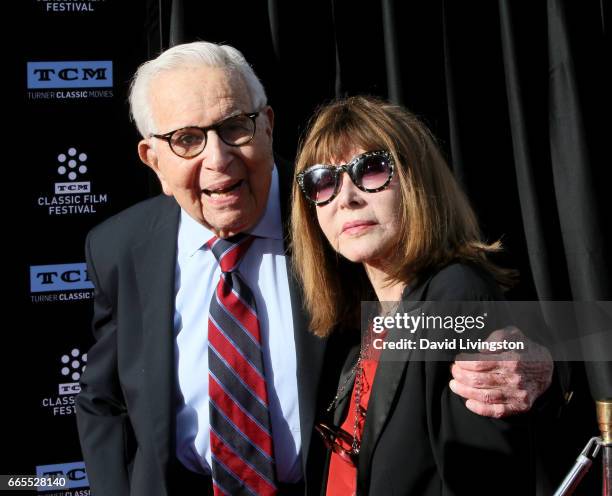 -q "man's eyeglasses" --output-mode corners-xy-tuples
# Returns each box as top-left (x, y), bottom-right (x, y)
(150, 112), (259, 158)
(296, 150), (394, 206)
(315, 422), (359, 466)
